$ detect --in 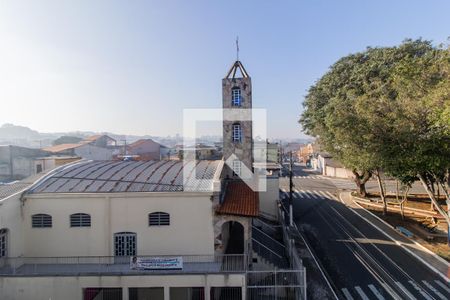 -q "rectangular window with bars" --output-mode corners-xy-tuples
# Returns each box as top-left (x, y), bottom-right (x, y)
(232, 160), (241, 176)
(232, 124), (242, 143)
(149, 212), (170, 226)
(232, 88), (241, 106)
(0, 229), (7, 257)
(32, 214), (52, 228)
(70, 213), (91, 227)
